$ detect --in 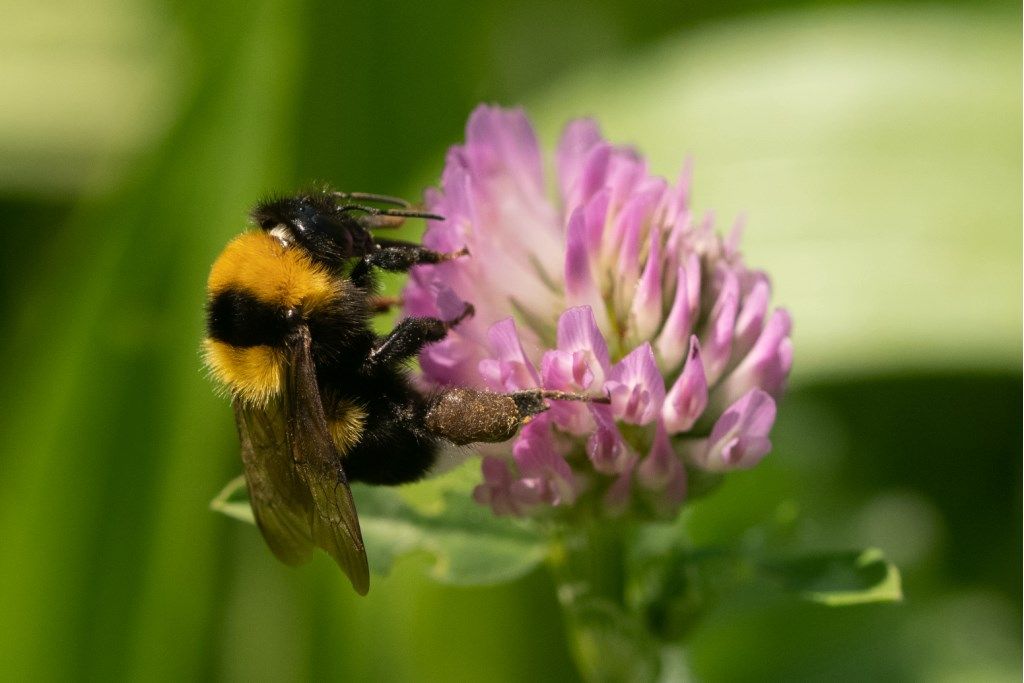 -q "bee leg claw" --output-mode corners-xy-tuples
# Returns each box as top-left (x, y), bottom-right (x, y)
(438, 246), (470, 262)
